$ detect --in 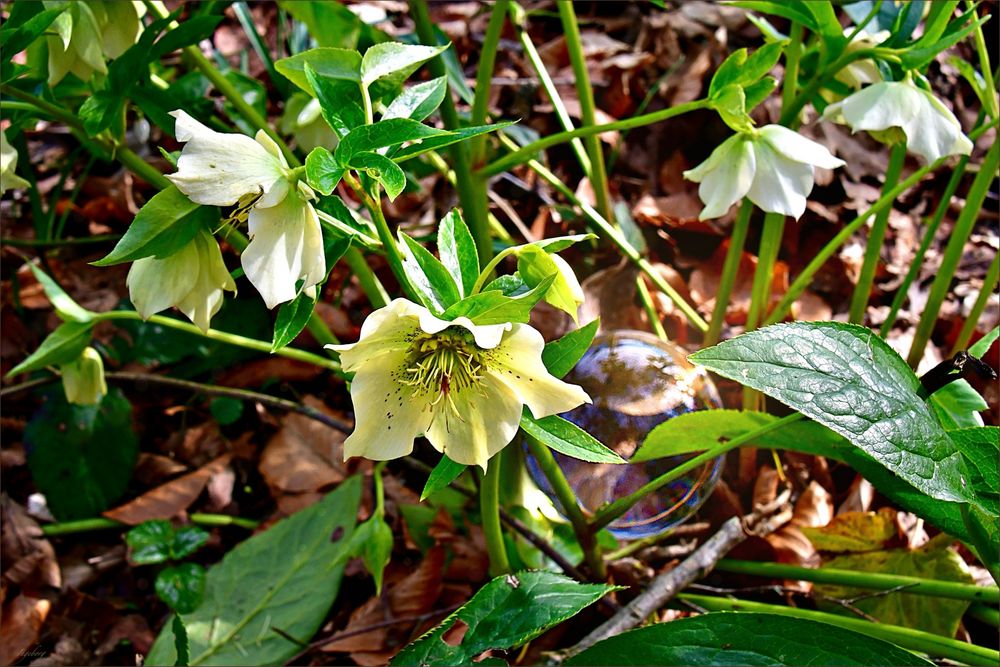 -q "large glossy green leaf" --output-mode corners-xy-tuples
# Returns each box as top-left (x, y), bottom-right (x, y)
(25, 388), (138, 520)
(689, 322), (971, 503)
(541, 319), (600, 379)
(335, 118), (450, 165)
(437, 209), (479, 298)
(146, 477), (362, 666)
(399, 231), (461, 312)
(929, 379), (988, 430)
(520, 410), (625, 464)
(566, 612), (930, 666)
(360, 42), (447, 92)
(348, 152), (406, 200)
(392, 121), (516, 161)
(275, 47), (362, 95)
(951, 426), (999, 515)
(305, 147), (344, 196)
(392, 571), (617, 667)
(303, 63), (364, 139)
(440, 275), (554, 325)
(93, 186), (212, 266)
(383, 77), (448, 122)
